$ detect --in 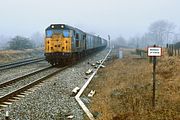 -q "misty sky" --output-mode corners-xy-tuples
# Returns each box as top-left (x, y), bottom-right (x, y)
(0, 0), (180, 40)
